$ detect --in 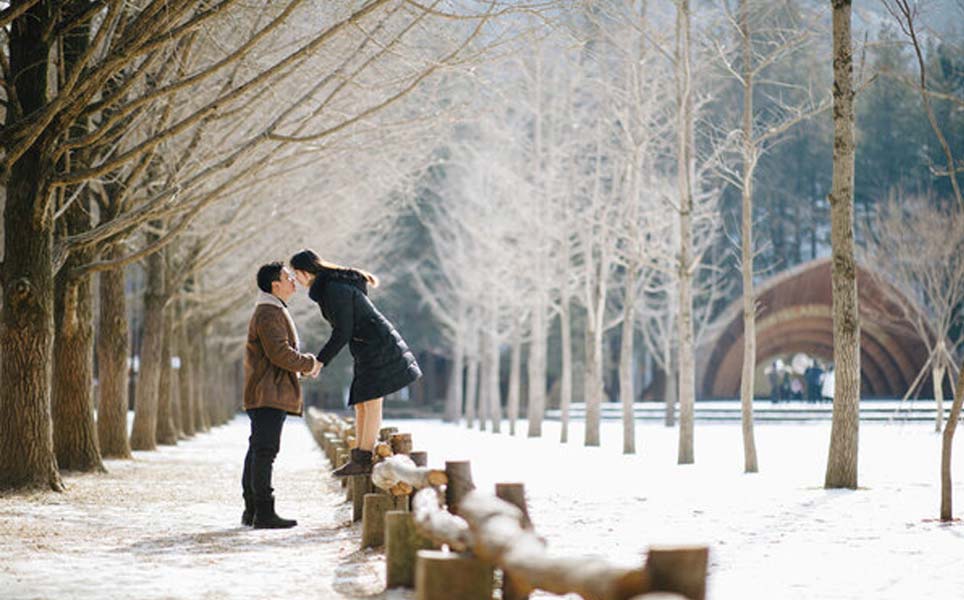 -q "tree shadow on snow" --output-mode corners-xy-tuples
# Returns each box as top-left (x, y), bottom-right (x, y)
(117, 521), (357, 556)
